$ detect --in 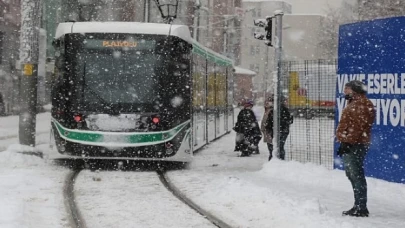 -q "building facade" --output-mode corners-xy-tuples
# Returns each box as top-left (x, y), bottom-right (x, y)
(282, 14), (326, 61)
(234, 66), (256, 102)
(358, 0), (405, 21)
(0, 0), (21, 114)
